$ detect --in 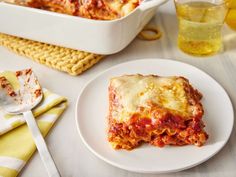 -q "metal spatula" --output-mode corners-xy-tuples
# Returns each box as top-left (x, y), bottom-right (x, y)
(0, 69), (60, 177)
